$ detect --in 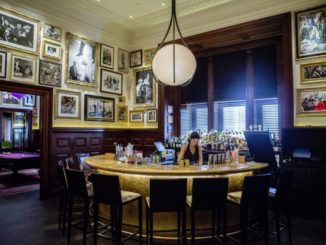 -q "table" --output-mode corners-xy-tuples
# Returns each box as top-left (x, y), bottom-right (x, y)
(86, 154), (268, 239)
(0, 152), (40, 179)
